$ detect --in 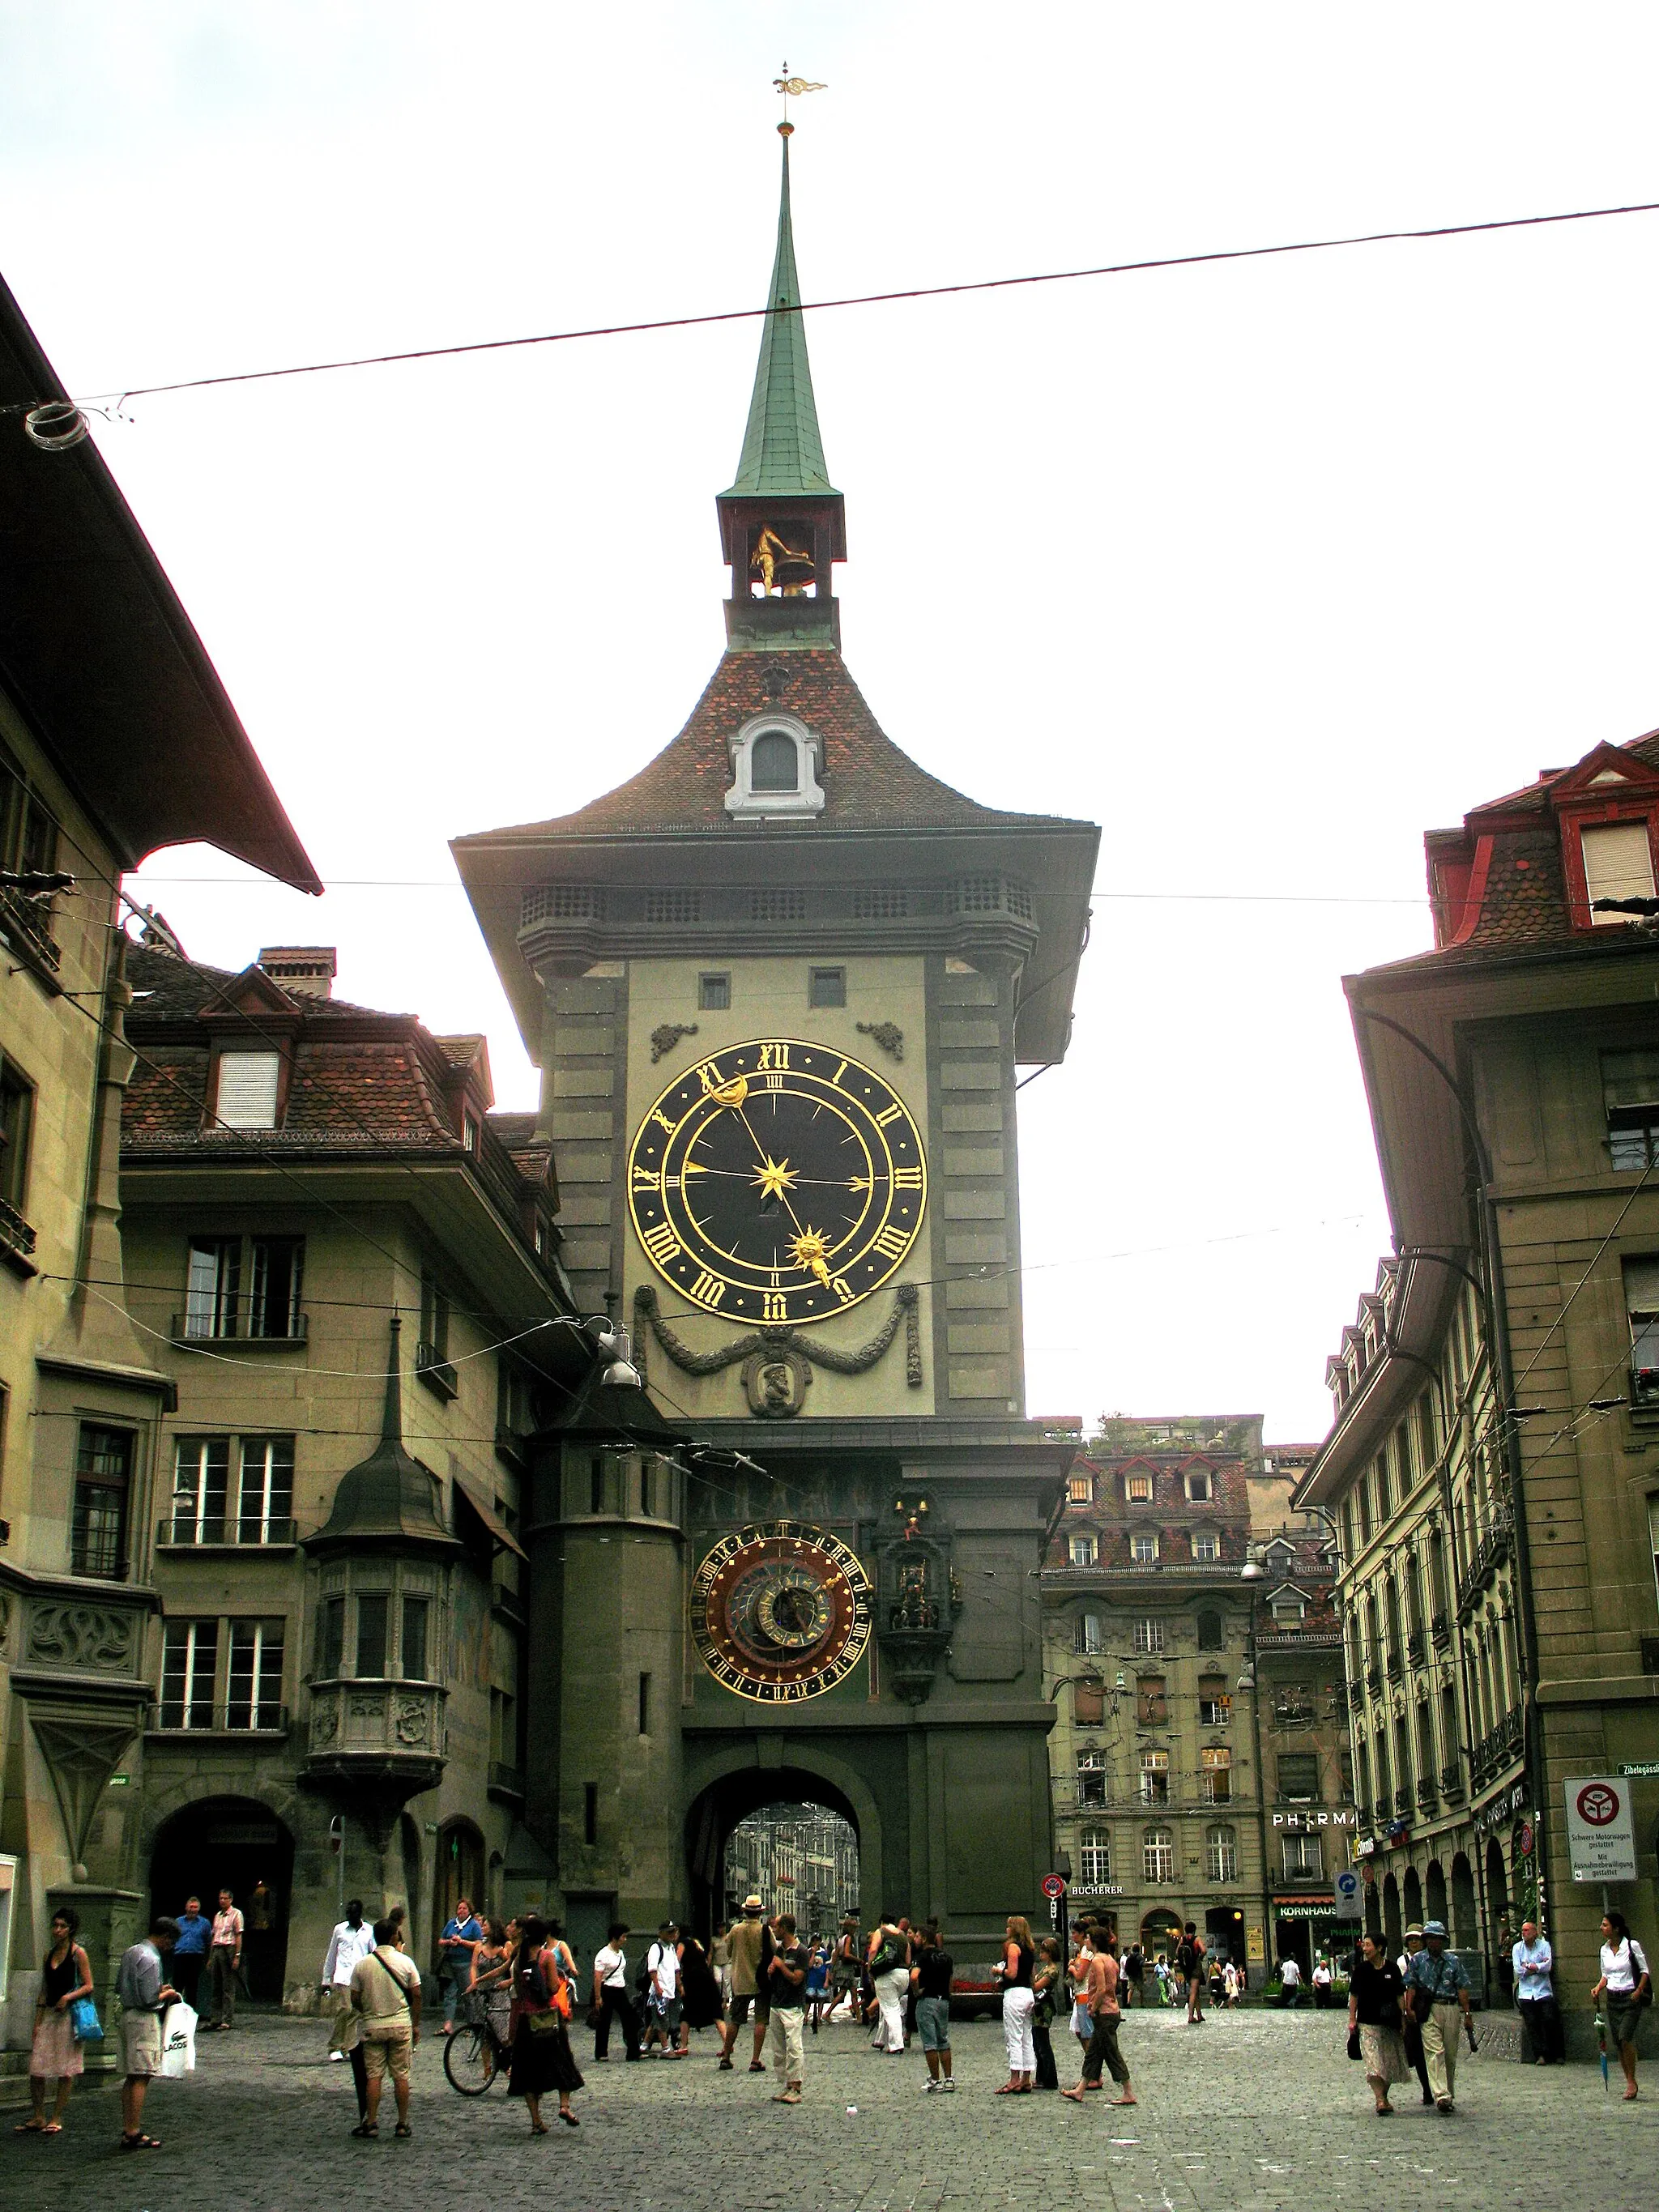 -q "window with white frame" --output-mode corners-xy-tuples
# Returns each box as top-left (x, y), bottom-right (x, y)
(1133, 1617), (1164, 1654)
(1068, 1475), (1094, 1503)
(1070, 1534), (1097, 1566)
(238, 1437), (295, 1541)
(1076, 1749), (1107, 1807)
(1283, 1832), (1324, 1880)
(1078, 1826), (1111, 1884)
(1192, 1530), (1220, 1562)
(1583, 820), (1657, 922)
(1186, 1468), (1212, 1502)
(1626, 1259), (1659, 1403)
(1142, 1825), (1175, 1882)
(1125, 1473), (1153, 1504)
(171, 1436), (228, 1540)
(725, 713), (826, 820)
(1138, 1750), (1170, 1806)
(1075, 1610), (1104, 1656)
(1200, 1746), (1232, 1803)
(215, 1050), (282, 1129)
(160, 1617), (218, 1728)
(1130, 1532), (1158, 1565)
(1205, 1823), (1238, 1882)
(226, 1620), (285, 1730)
